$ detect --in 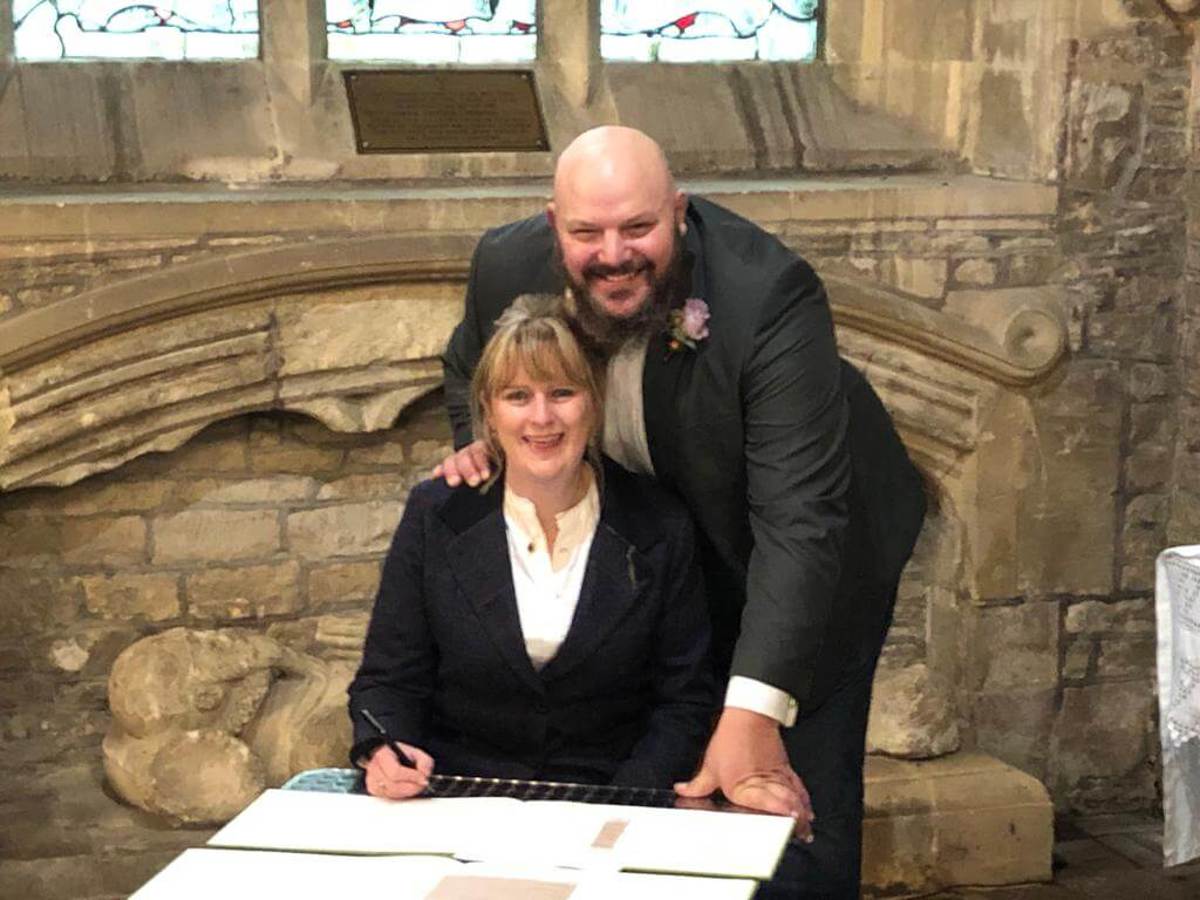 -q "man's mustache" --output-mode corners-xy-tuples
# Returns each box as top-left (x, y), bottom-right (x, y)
(582, 258), (650, 279)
